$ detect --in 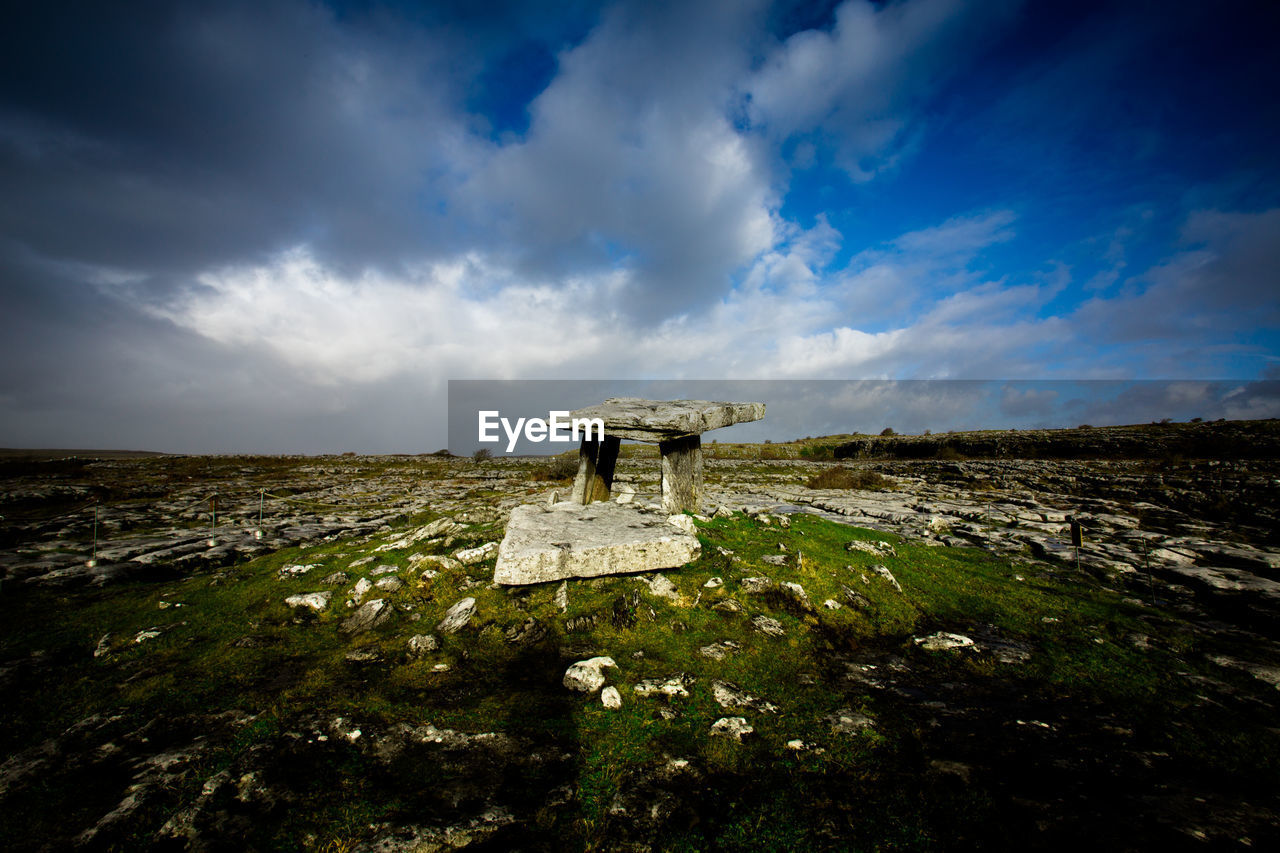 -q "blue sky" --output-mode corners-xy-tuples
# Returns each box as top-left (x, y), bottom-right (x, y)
(1, 0), (1278, 452)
